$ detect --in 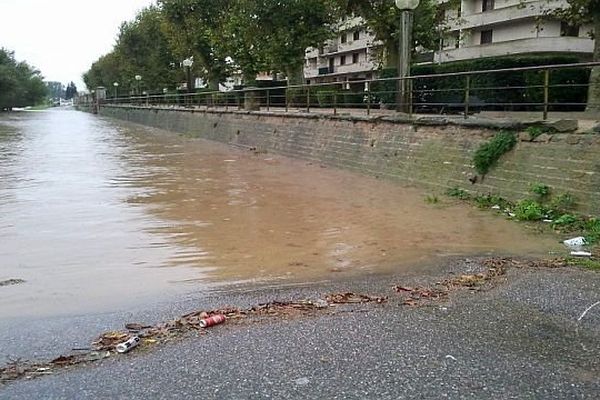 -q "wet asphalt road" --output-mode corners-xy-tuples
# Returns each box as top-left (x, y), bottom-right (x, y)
(1, 261), (599, 399)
